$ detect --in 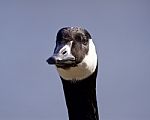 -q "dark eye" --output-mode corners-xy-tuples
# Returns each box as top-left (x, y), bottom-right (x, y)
(75, 34), (88, 45)
(82, 38), (88, 45)
(75, 34), (82, 42)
